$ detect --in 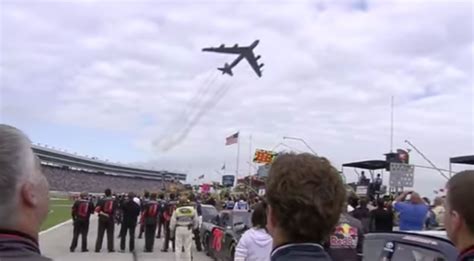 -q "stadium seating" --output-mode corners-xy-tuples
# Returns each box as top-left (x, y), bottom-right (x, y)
(42, 165), (169, 193)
